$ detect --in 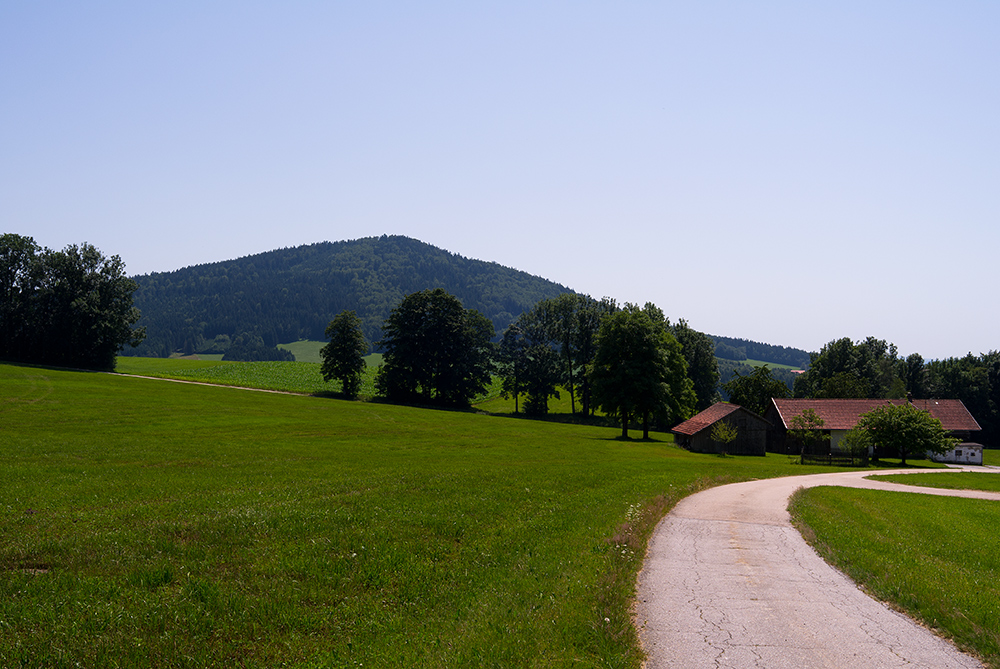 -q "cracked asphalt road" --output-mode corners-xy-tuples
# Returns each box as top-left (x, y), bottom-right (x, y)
(636, 467), (1000, 668)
